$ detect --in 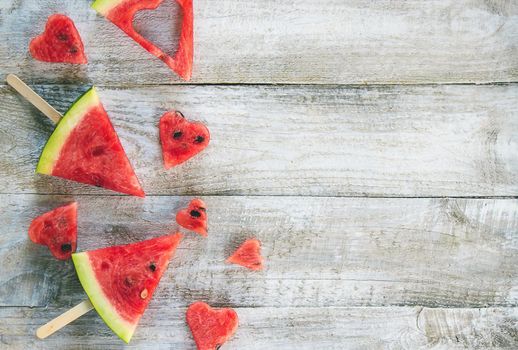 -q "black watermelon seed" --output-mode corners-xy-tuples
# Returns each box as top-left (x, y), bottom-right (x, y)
(190, 210), (201, 218)
(57, 33), (68, 41)
(70, 46), (78, 54)
(173, 130), (183, 139)
(149, 263), (157, 272)
(61, 243), (72, 252)
(91, 146), (105, 157)
(194, 135), (205, 144)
